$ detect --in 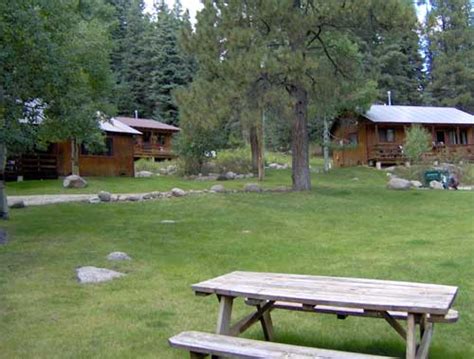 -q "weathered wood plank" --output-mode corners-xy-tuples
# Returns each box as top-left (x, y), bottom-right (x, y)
(193, 272), (458, 315)
(381, 311), (406, 340)
(169, 331), (397, 358)
(216, 296), (233, 335)
(259, 301), (458, 323)
(416, 322), (434, 359)
(229, 301), (274, 336)
(406, 314), (417, 359)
